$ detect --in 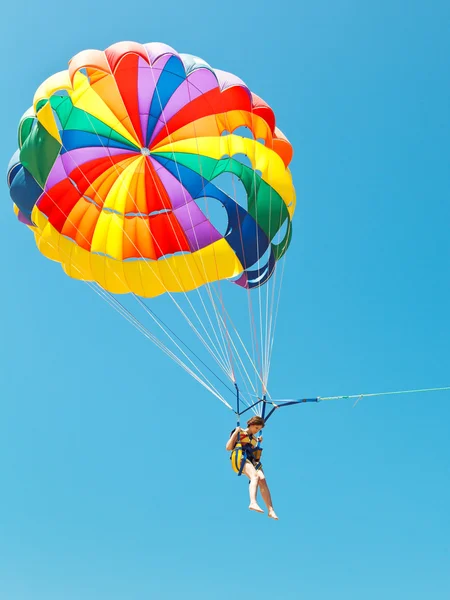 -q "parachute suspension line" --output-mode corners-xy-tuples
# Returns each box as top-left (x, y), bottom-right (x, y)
(92, 286), (226, 403)
(262, 132), (275, 394)
(40, 234), (233, 408)
(69, 110), (234, 382)
(217, 103), (262, 398)
(228, 162), (262, 396)
(131, 294), (238, 397)
(214, 96), (281, 400)
(205, 285), (270, 395)
(249, 101), (265, 398)
(262, 150), (289, 393)
(147, 64), (236, 381)
(265, 252), (288, 390)
(183, 82), (238, 385)
(228, 142), (261, 397)
(92, 286), (233, 408)
(262, 122), (276, 394)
